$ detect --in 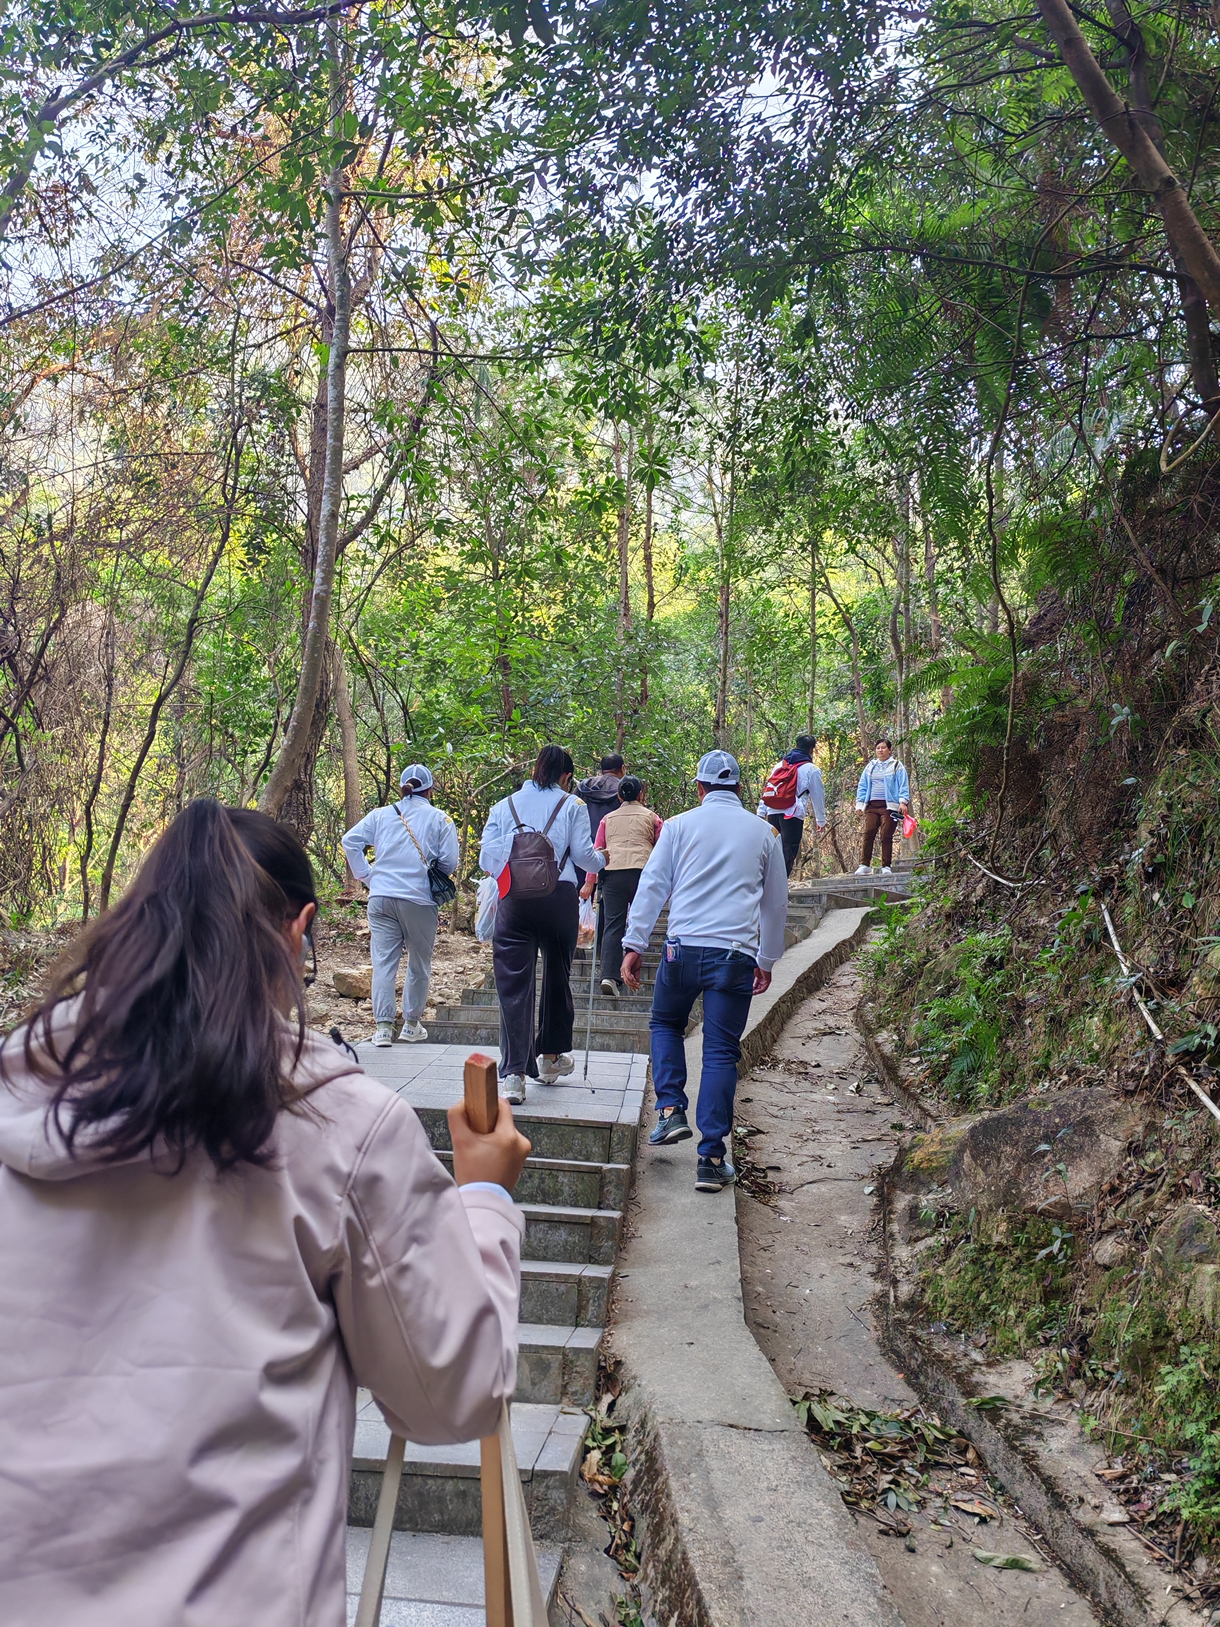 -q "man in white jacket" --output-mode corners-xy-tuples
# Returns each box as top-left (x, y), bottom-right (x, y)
(621, 750), (788, 1192)
(341, 764), (460, 1045)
